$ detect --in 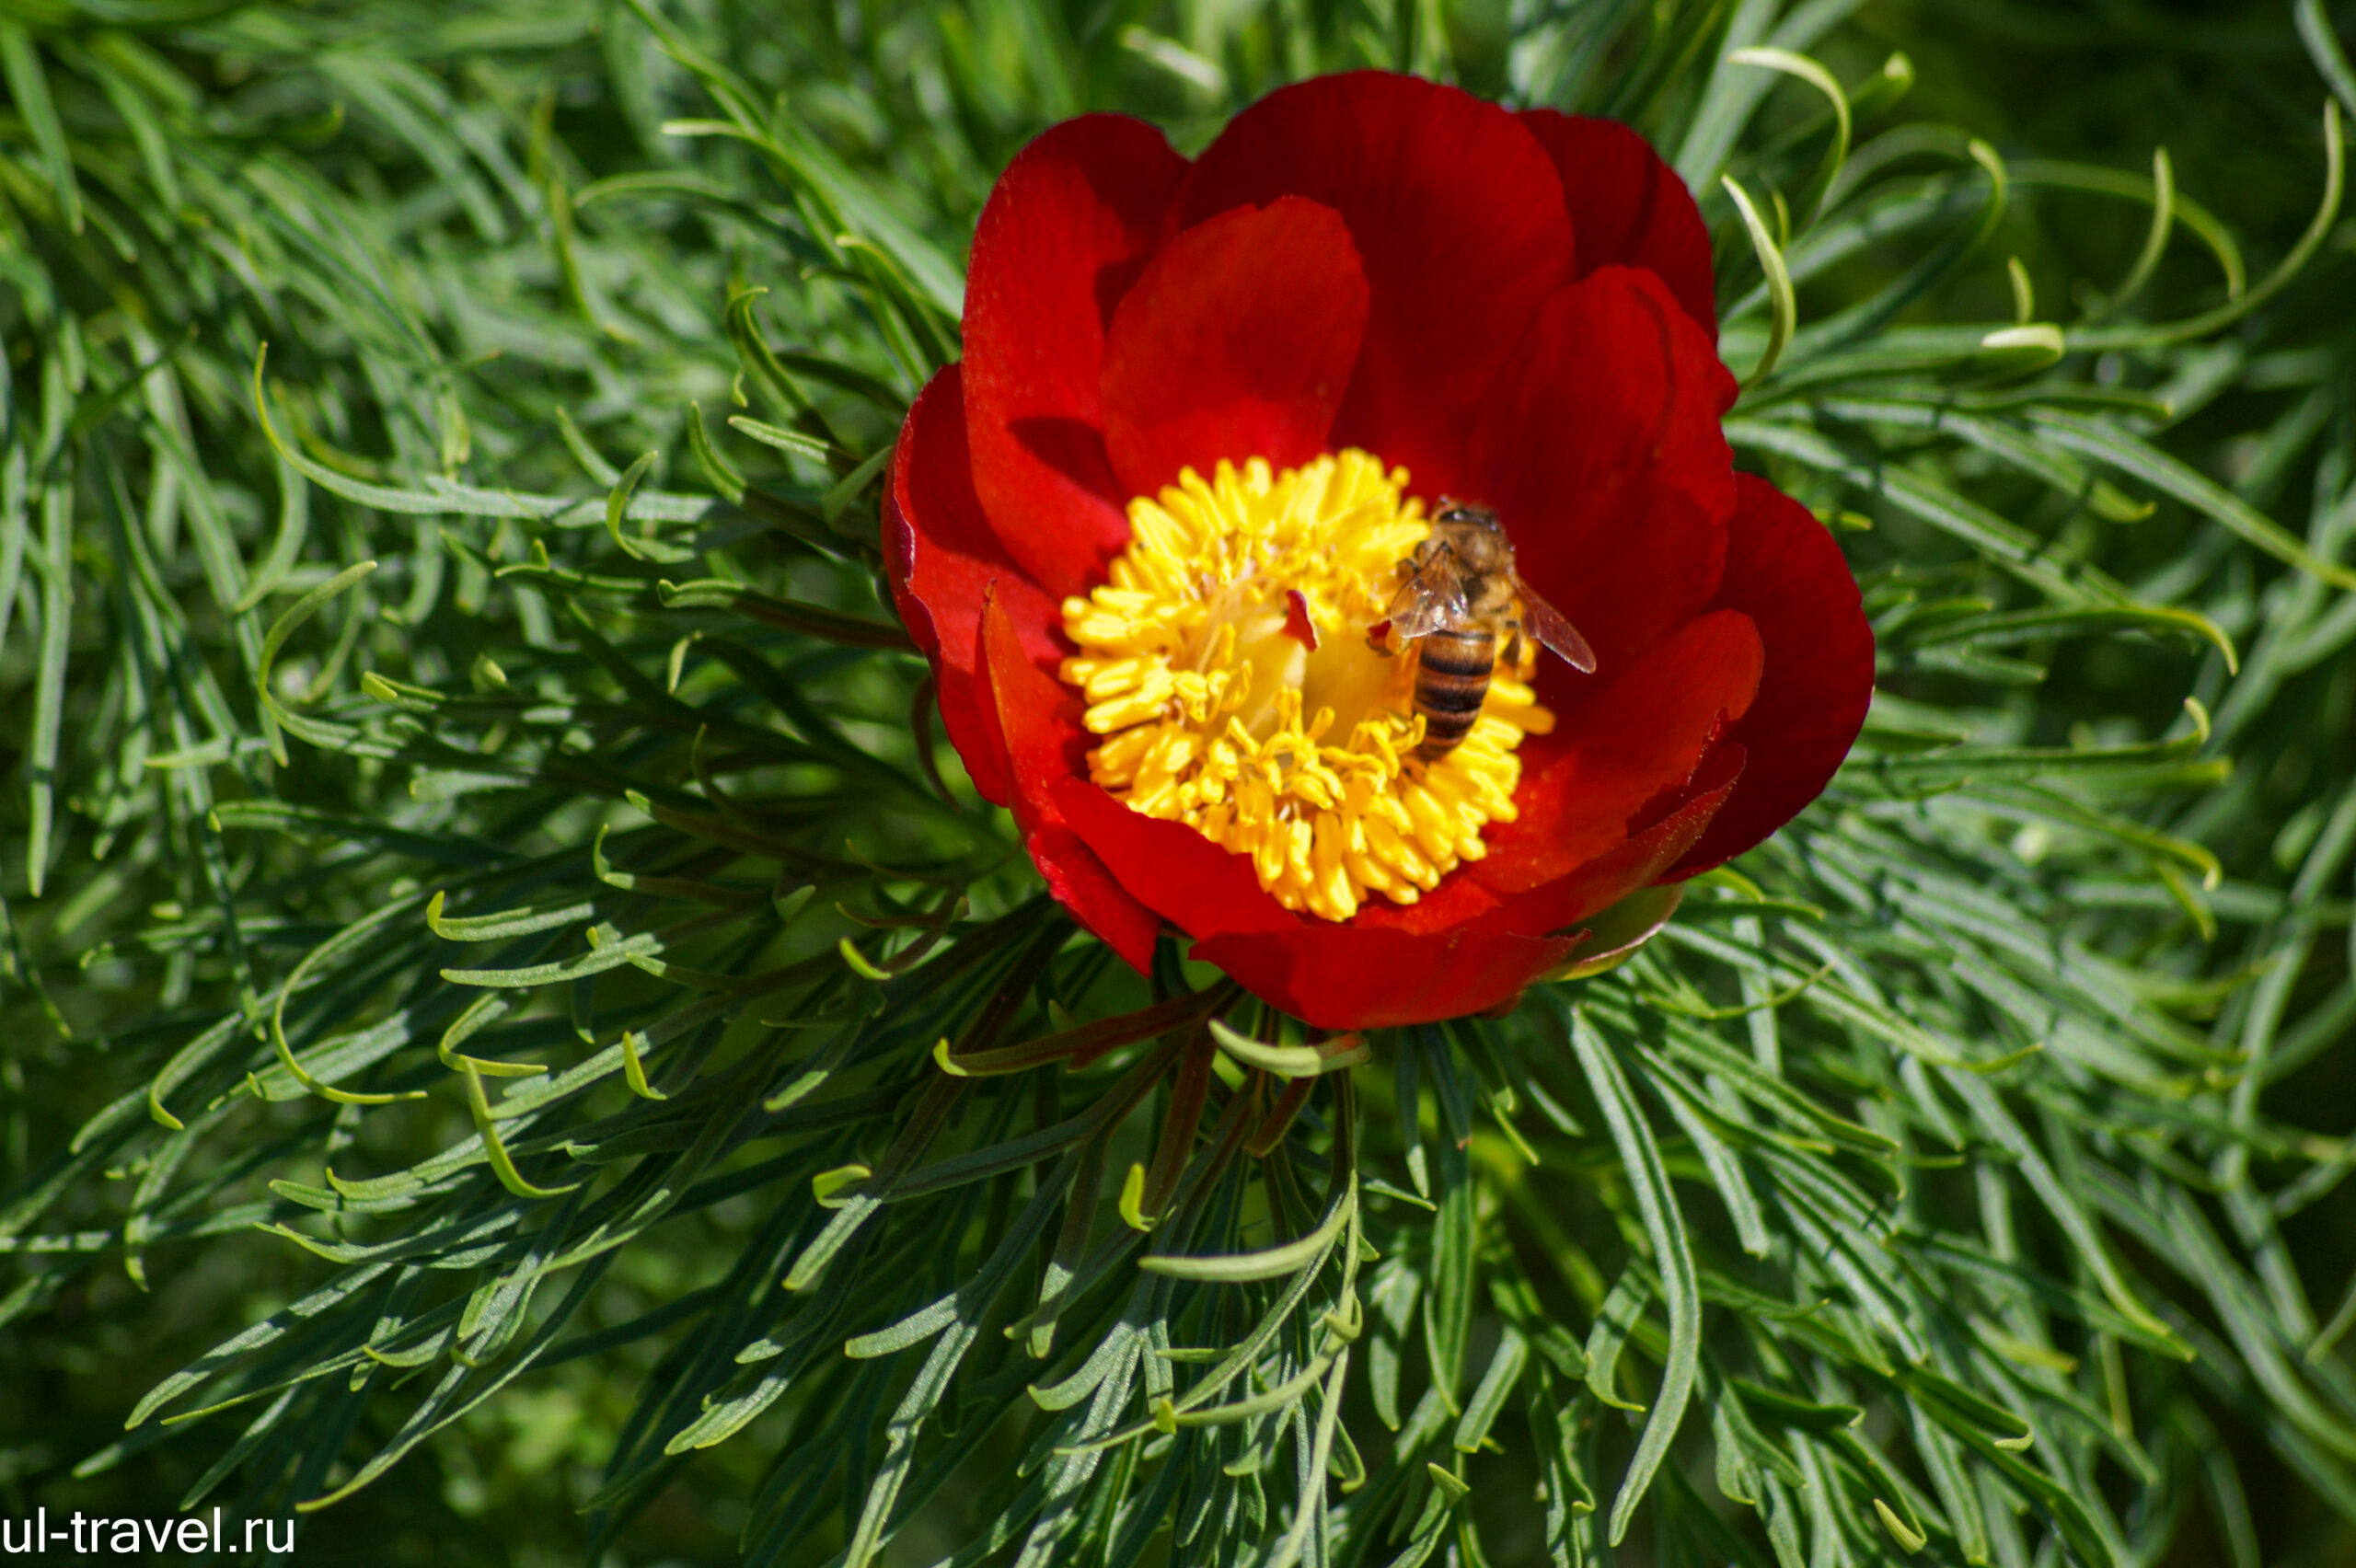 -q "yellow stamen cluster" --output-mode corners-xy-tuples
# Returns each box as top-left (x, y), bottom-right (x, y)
(1059, 450), (1552, 922)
